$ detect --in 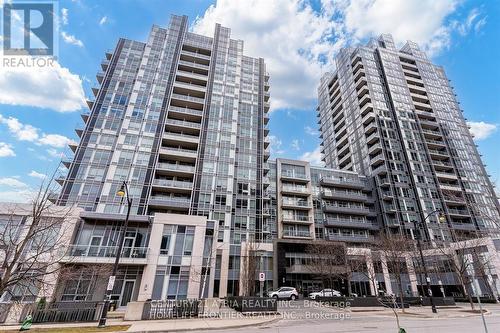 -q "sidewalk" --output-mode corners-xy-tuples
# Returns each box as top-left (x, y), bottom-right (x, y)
(0, 315), (280, 332)
(350, 304), (495, 319)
